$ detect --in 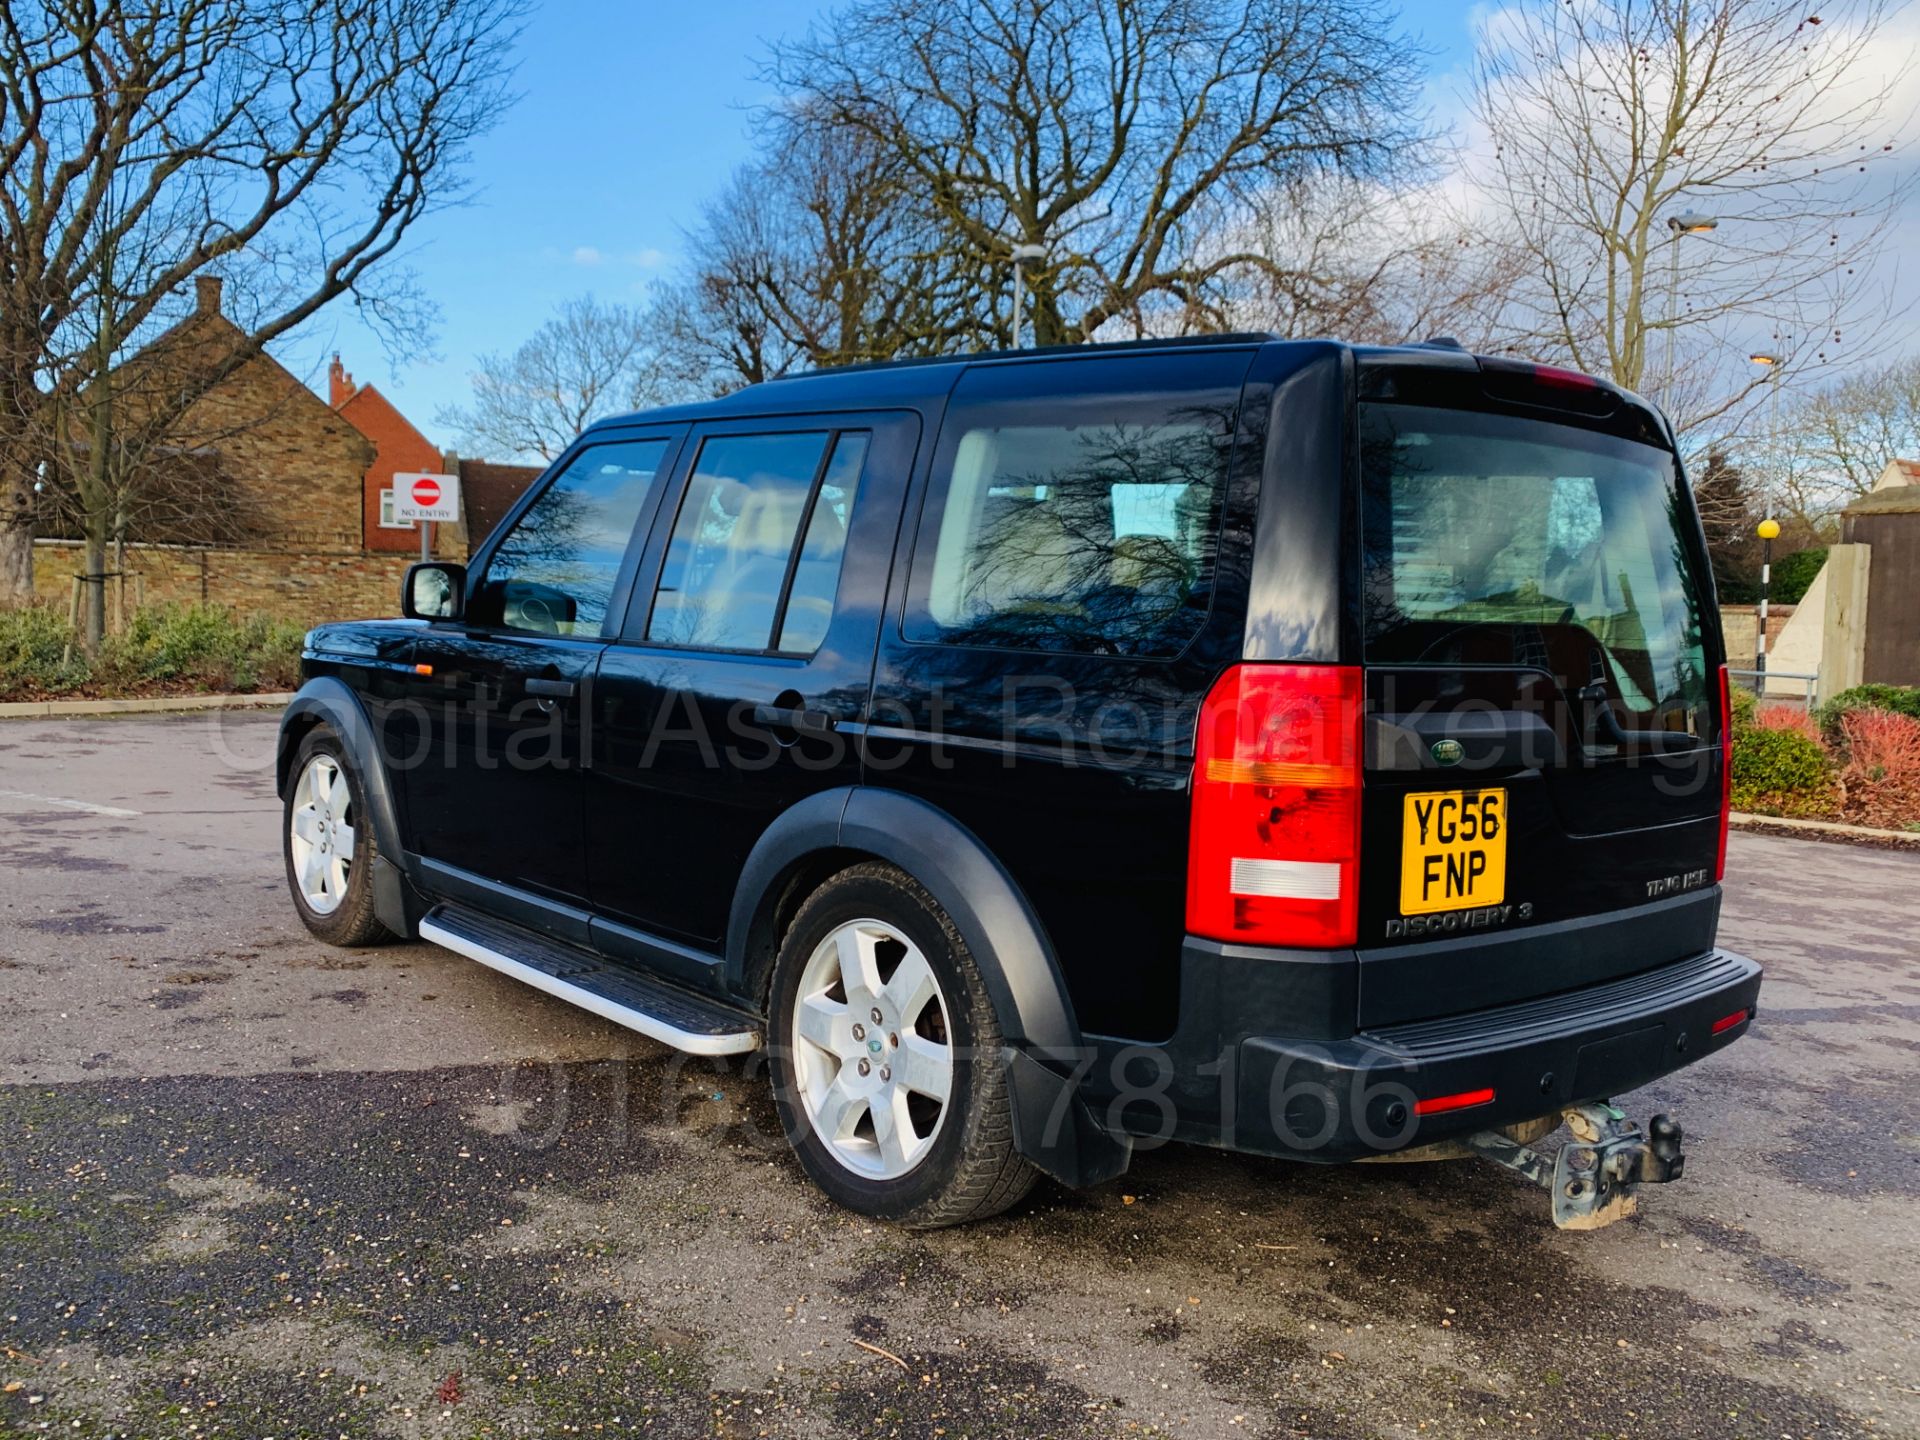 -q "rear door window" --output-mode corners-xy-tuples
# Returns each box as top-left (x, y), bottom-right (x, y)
(646, 430), (868, 654)
(1360, 403), (1711, 729)
(903, 352), (1249, 658)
